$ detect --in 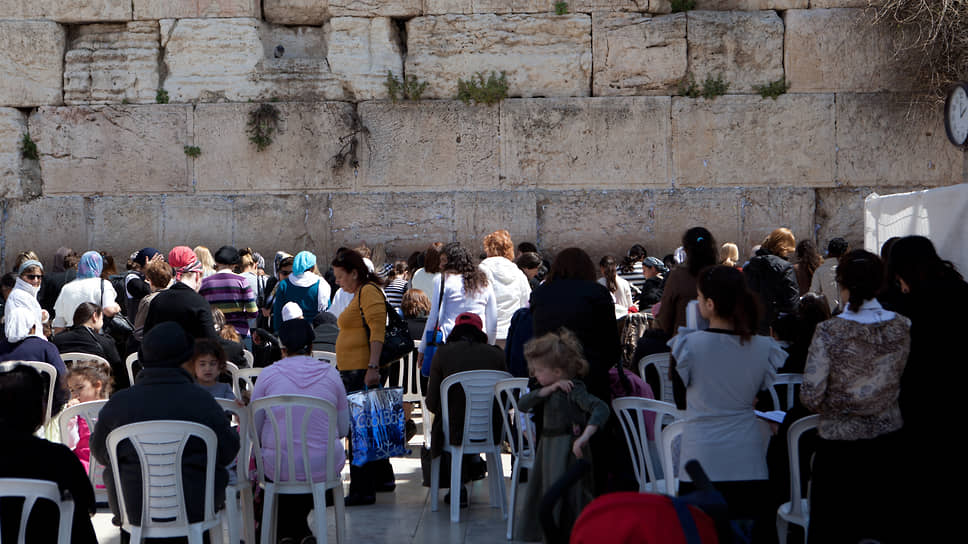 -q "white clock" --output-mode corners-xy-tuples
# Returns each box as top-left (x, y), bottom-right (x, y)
(945, 82), (968, 147)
